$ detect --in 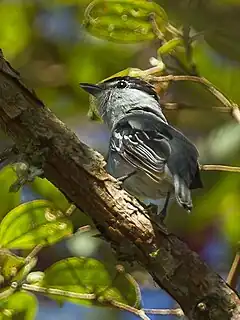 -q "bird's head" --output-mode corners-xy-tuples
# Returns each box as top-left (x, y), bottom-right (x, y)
(80, 76), (161, 124)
